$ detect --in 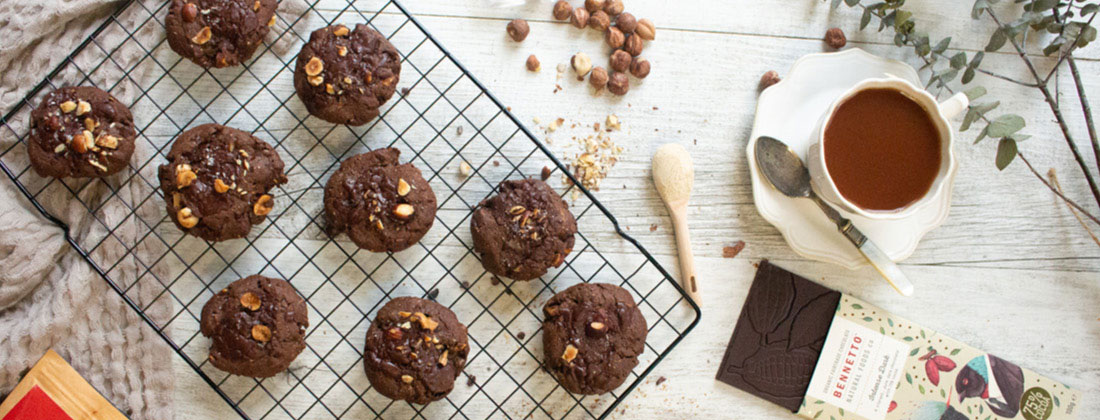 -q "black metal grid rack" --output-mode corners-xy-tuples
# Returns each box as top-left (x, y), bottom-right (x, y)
(0, 0), (700, 418)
